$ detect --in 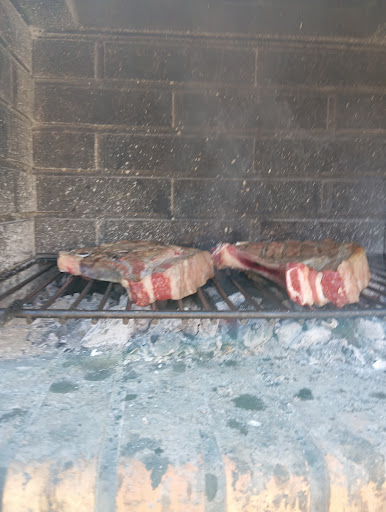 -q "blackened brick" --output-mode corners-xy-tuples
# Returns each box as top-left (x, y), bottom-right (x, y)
(0, 47), (11, 104)
(260, 181), (320, 217)
(74, 0), (371, 39)
(0, 220), (34, 270)
(98, 134), (253, 177)
(0, 0), (31, 69)
(105, 42), (255, 85)
(175, 91), (327, 132)
(7, 112), (32, 165)
(13, 62), (33, 117)
(0, 105), (31, 164)
(100, 218), (251, 250)
(257, 48), (386, 88)
(33, 39), (95, 78)
(260, 220), (385, 253)
(255, 138), (330, 177)
(0, 105), (9, 159)
(255, 136), (386, 177)
(336, 94), (386, 130)
(326, 180), (385, 218)
(173, 179), (260, 219)
(35, 84), (172, 127)
(15, 171), (36, 212)
(34, 131), (95, 169)
(0, 168), (16, 214)
(35, 218), (96, 253)
(37, 176), (171, 217)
